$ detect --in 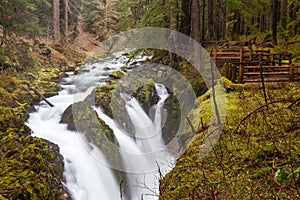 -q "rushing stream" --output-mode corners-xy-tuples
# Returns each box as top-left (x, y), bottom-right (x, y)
(26, 51), (175, 200)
